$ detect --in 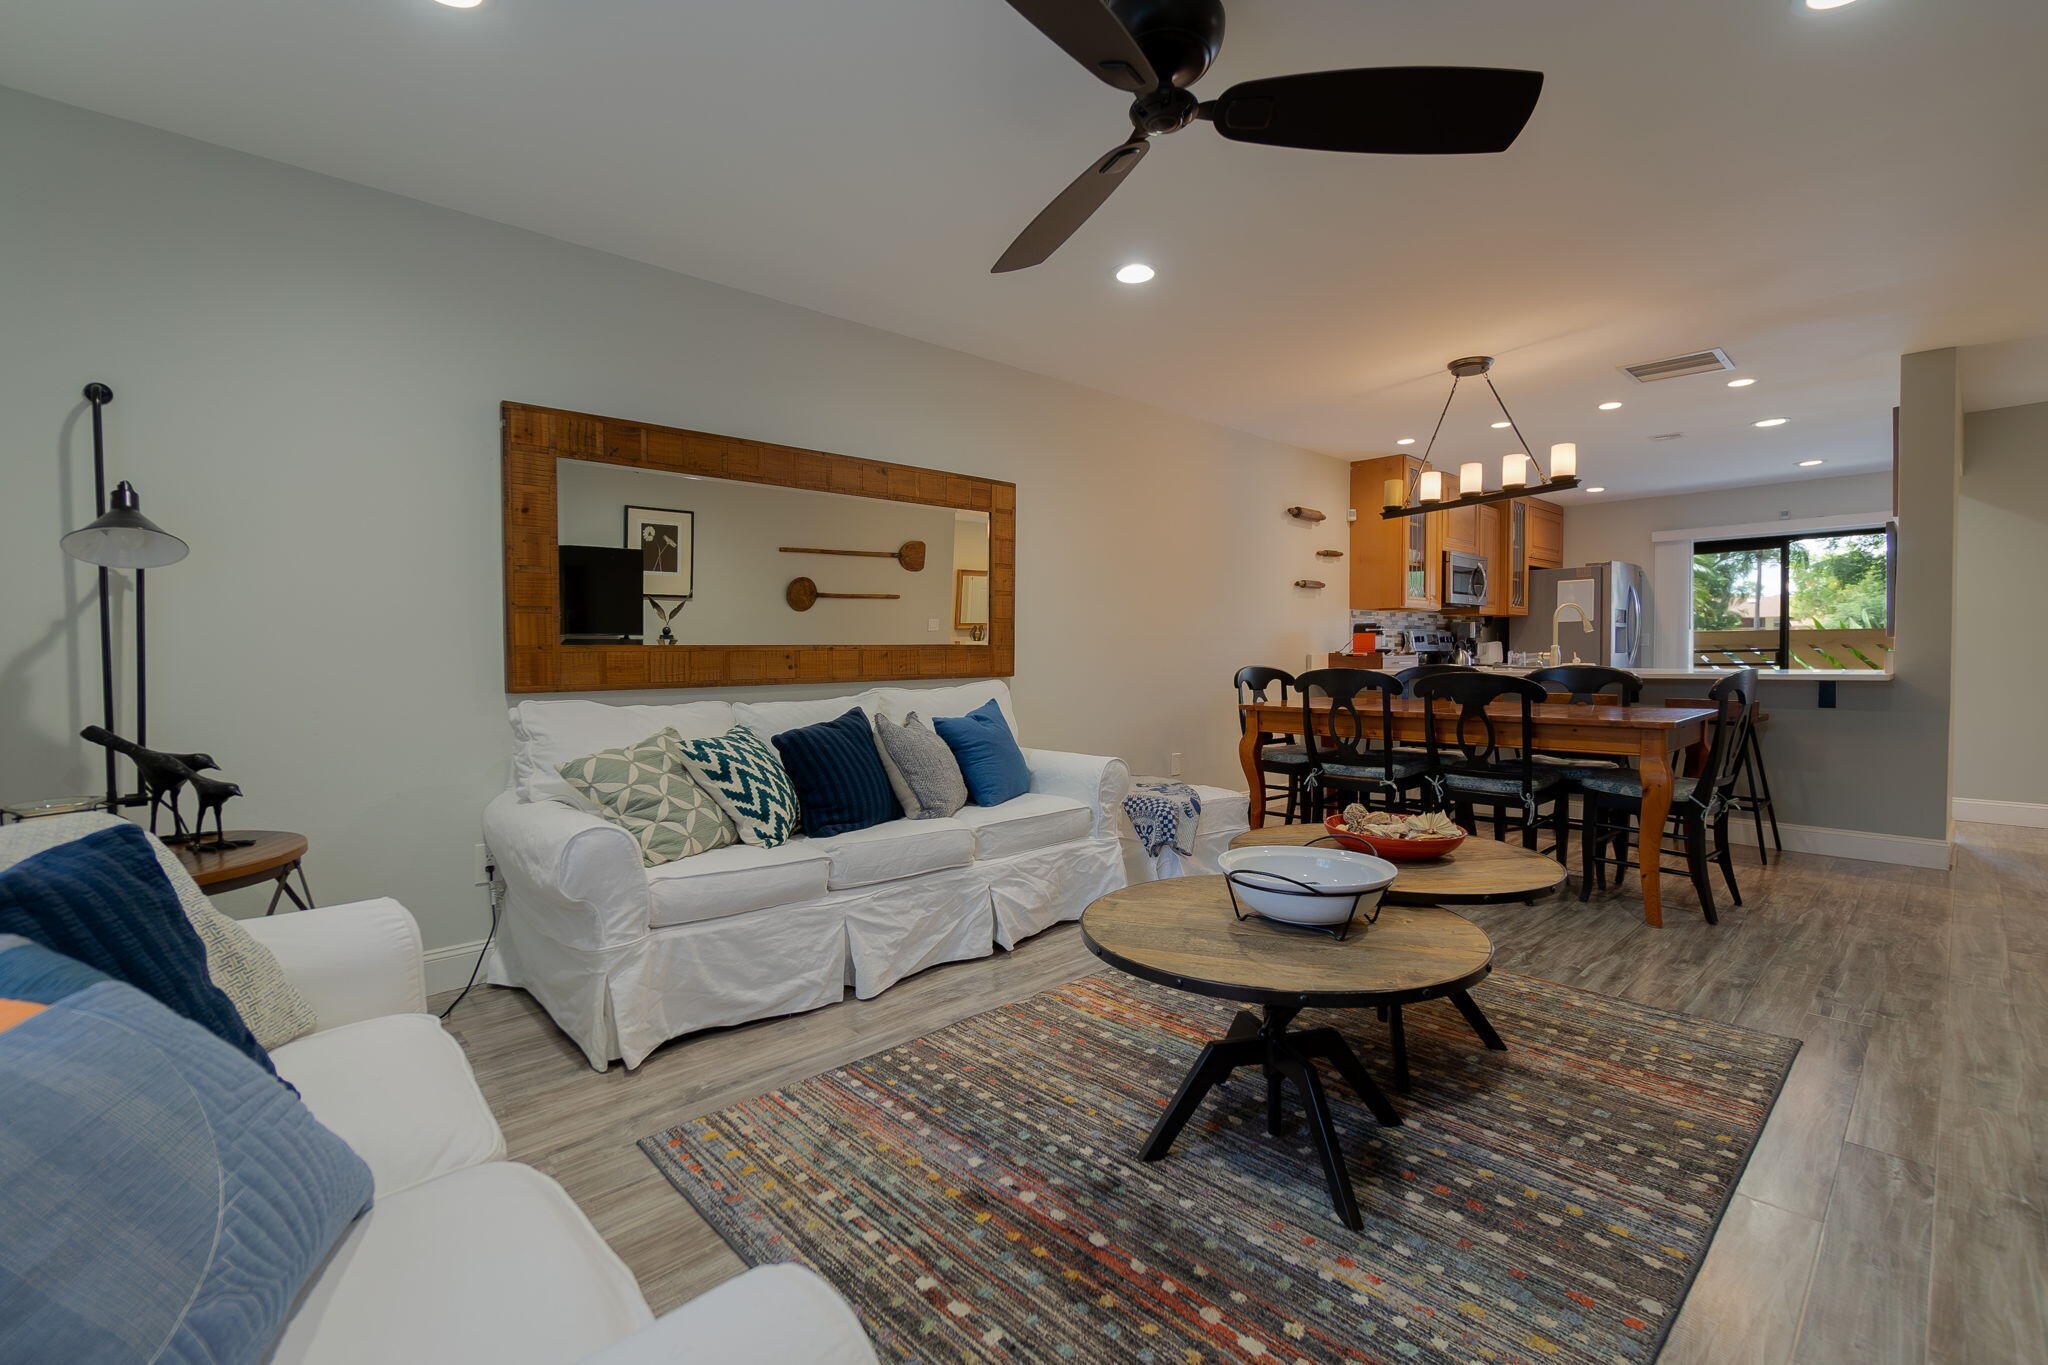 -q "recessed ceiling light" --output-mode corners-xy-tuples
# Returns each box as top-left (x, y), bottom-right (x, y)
(1597, 401), (1623, 411)
(1114, 263), (1155, 284)
(1798, 459), (1825, 467)
(1726, 378), (1756, 387)
(1585, 486), (1607, 493)
(1395, 437), (1416, 445)
(1754, 418), (1789, 427)
(1489, 421), (1511, 429)
(1805, 0), (1859, 9)
(434, 0), (484, 7)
